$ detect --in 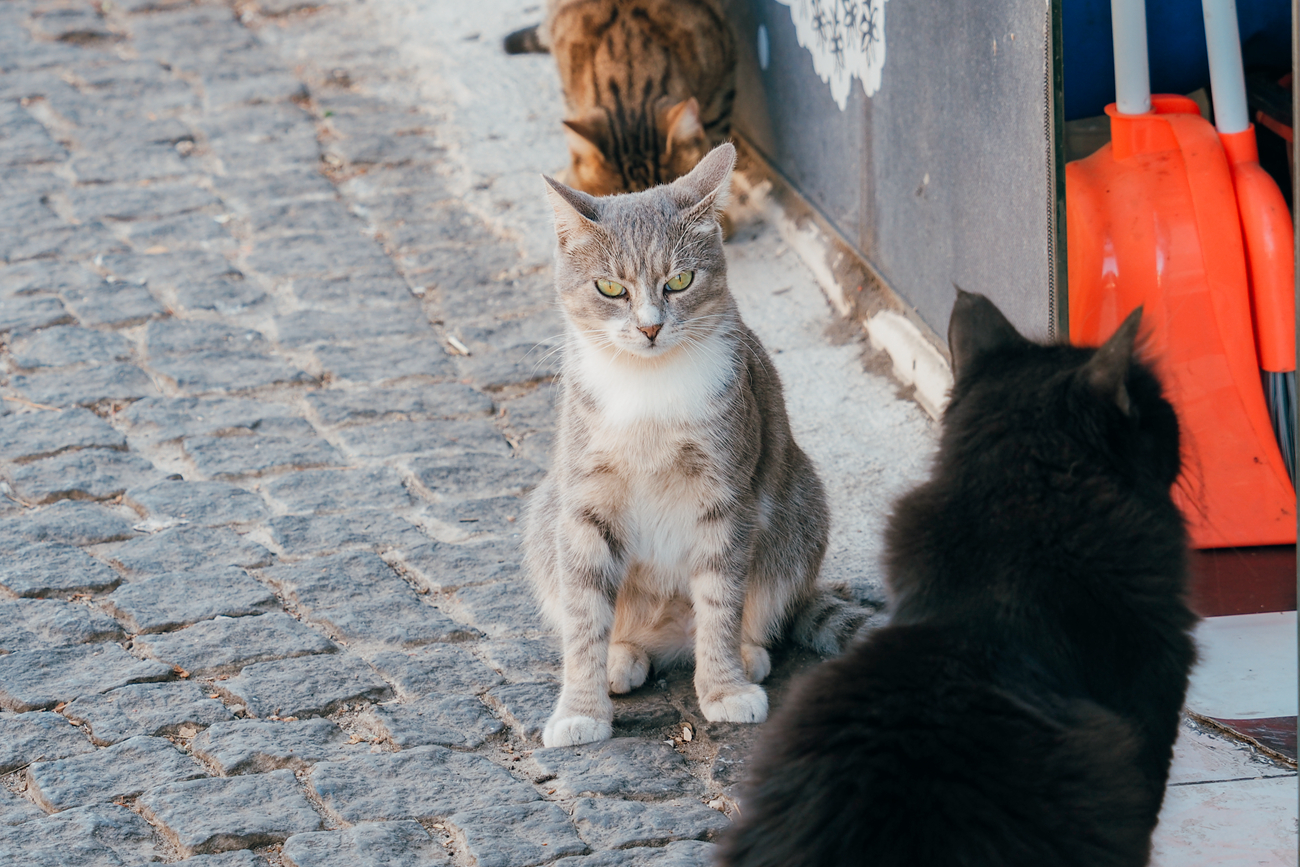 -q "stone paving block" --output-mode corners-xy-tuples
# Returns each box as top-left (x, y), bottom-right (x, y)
(337, 418), (509, 460)
(264, 551), (478, 648)
(282, 820), (450, 867)
(0, 597), (124, 652)
(245, 232), (394, 280)
(121, 212), (234, 252)
(210, 167), (336, 214)
(26, 735), (206, 812)
(200, 104), (320, 169)
(447, 802), (587, 867)
(4, 223), (127, 265)
(133, 613), (337, 677)
(69, 146), (190, 185)
(98, 251), (240, 293)
(0, 500), (136, 547)
(266, 512), (427, 556)
(0, 711), (94, 774)
(107, 525), (273, 575)
(312, 339), (455, 384)
(0, 803), (169, 867)
(174, 275), (270, 315)
(550, 841), (717, 867)
(262, 466), (412, 514)
(176, 850), (265, 866)
(366, 694), (503, 749)
(191, 718), (353, 775)
(0, 785), (43, 825)
(455, 343), (563, 392)
(0, 294), (73, 333)
(0, 408), (125, 461)
(408, 452), (544, 499)
(309, 745), (539, 824)
(104, 566), (279, 634)
(484, 682), (560, 742)
(570, 799), (729, 850)
(291, 273), (413, 308)
(425, 496), (525, 538)
(8, 364), (160, 408)
(59, 281), (167, 327)
(126, 479), (269, 526)
(707, 741), (749, 787)
(8, 449), (162, 504)
(480, 638), (562, 684)
(244, 200), (359, 238)
(397, 538), (522, 592)
(63, 681), (234, 746)
(216, 652), (391, 719)
(145, 319), (271, 354)
(139, 768), (321, 857)
(119, 395), (290, 442)
(0, 260), (103, 299)
(305, 383), (492, 426)
(153, 350), (313, 393)
(451, 580), (545, 638)
(363, 645), (504, 699)
(499, 383), (557, 433)
(68, 181), (218, 222)
(275, 308), (430, 348)
(532, 739), (703, 799)
(0, 643), (172, 712)
(0, 542), (122, 597)
(185, 434), (343, 478)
